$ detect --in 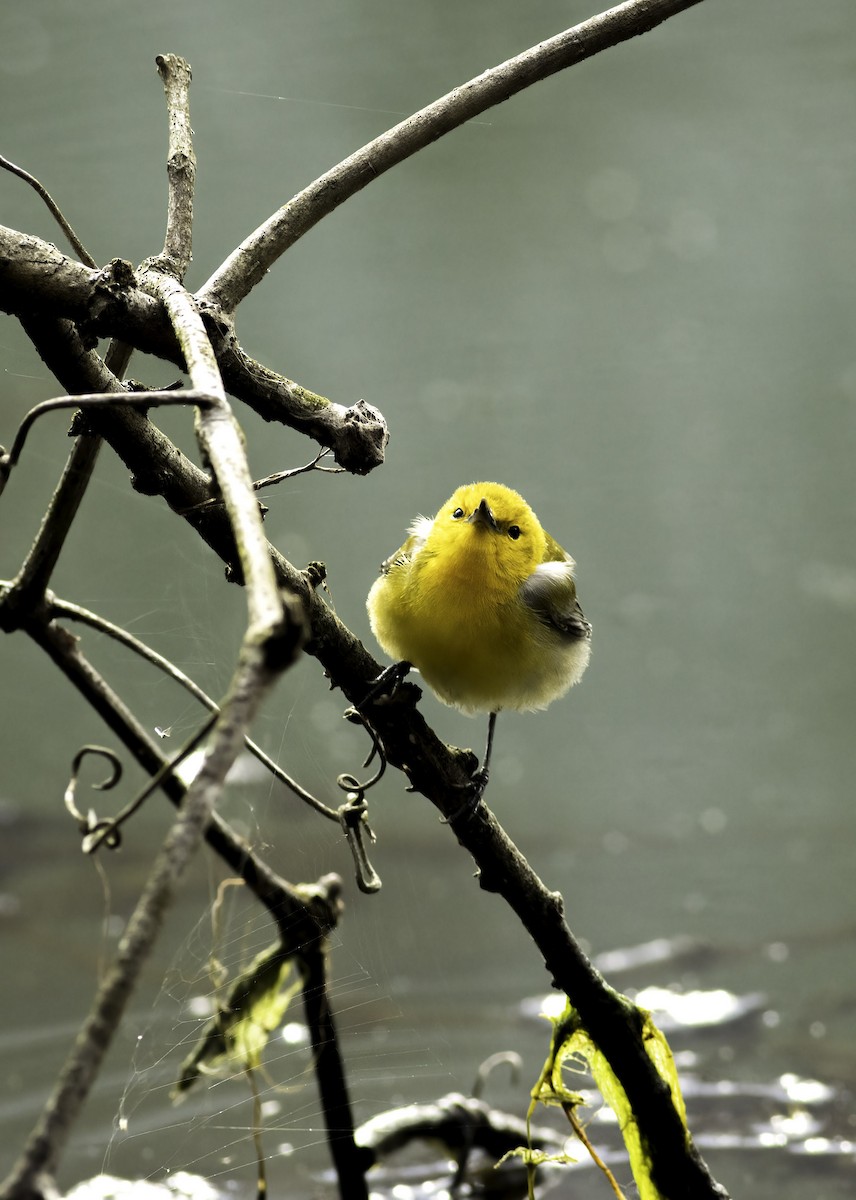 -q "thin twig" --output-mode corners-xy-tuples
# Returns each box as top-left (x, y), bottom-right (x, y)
(0, 153), (96, 267)
(252, 447), (345, 488)
(46, 591), (339, 820)
(565, 1105), (628, 1200)
(0, 390), (211, 481)
(183, 447), (343, 515)
(64, 745), (124, 848)
(1, 331), (133, 629)
(82, 714), (217, 854)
